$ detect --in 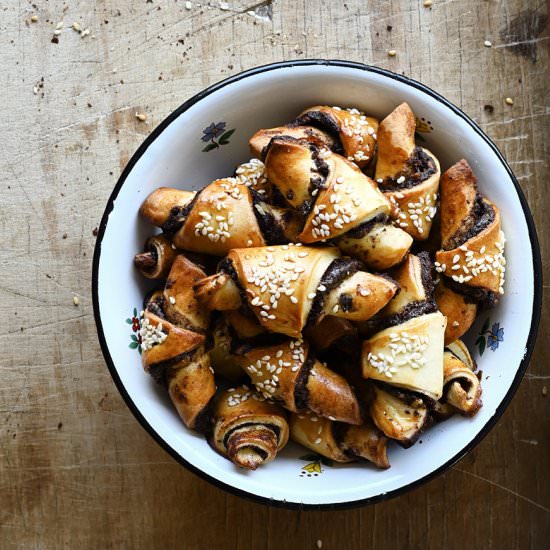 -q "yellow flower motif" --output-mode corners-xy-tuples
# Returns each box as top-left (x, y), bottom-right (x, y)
(302, 461), (322, 474)
(415, 117), (433, 133)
